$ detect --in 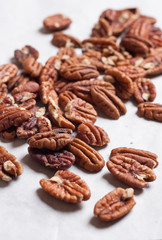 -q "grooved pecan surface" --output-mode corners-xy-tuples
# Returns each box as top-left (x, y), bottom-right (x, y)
(77, 123), (110, 146)
(91, 18), (112, 38)
(0, 146), (23, 182)
(52, 32), (82, 48)
(138, 102), (162, 122)
(68, 138), (105, 172)
(0, 64), (18, 84)
(40, 170), (91, 203)
(22, 56), (43, 78)
(91, 86), (126, 119)
(127, 18), (152, 38)
(13, 91), (37, 103)
(107, 154), (156, 188)
(28, 147), (75, 170)
(140, 54), (162, 76)
(7, 73), (31, 91)
(18, 99), (36, 110)
(59, 91), (77, 109)
(94, 187), (136, 222)
(117, 57), (144, 67)
(37, 116), (52, 133)
(39, 81), (58, 105)
(16, 116), (38, 139)
(11, 81), (39, 95)
(57, 47), (76, 60)
(14, 45), (39, 64)
(43, 14), (72, 31)
(116, 65), (146, 80)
